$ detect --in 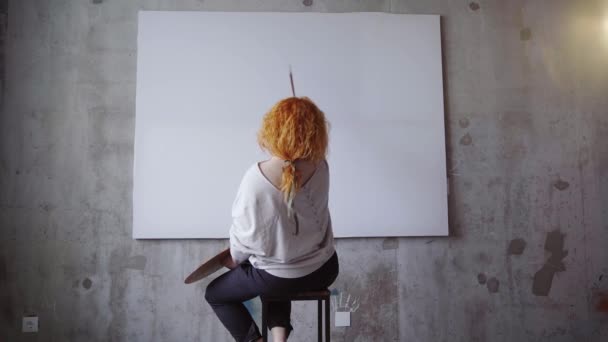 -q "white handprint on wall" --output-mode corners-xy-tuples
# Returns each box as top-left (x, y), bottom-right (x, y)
(332, 290), (360, 313)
